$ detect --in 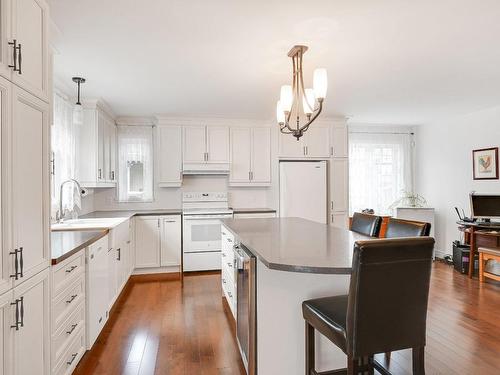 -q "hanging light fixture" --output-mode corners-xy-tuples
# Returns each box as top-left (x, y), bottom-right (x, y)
(276, 45), (327, 140)
(72, 77), (86, 125)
